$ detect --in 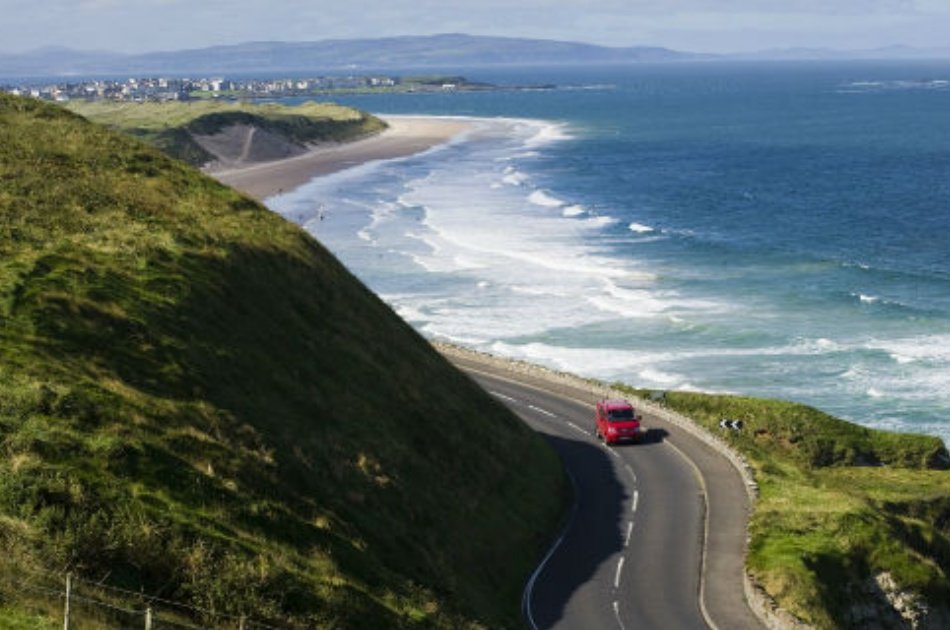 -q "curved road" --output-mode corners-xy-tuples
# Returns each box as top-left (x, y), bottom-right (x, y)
(447, 354), (763, 630)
